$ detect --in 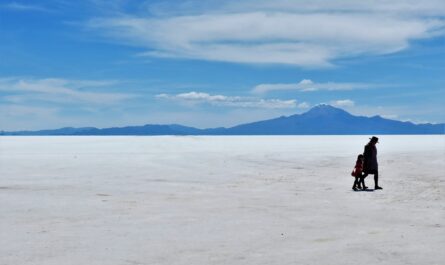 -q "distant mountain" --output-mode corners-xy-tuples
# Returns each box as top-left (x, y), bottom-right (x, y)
(1, 127), (97, 136)
(217, 104), (444, 135)
(1, 124), (200, 136)
(1, 104), (443, 135)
